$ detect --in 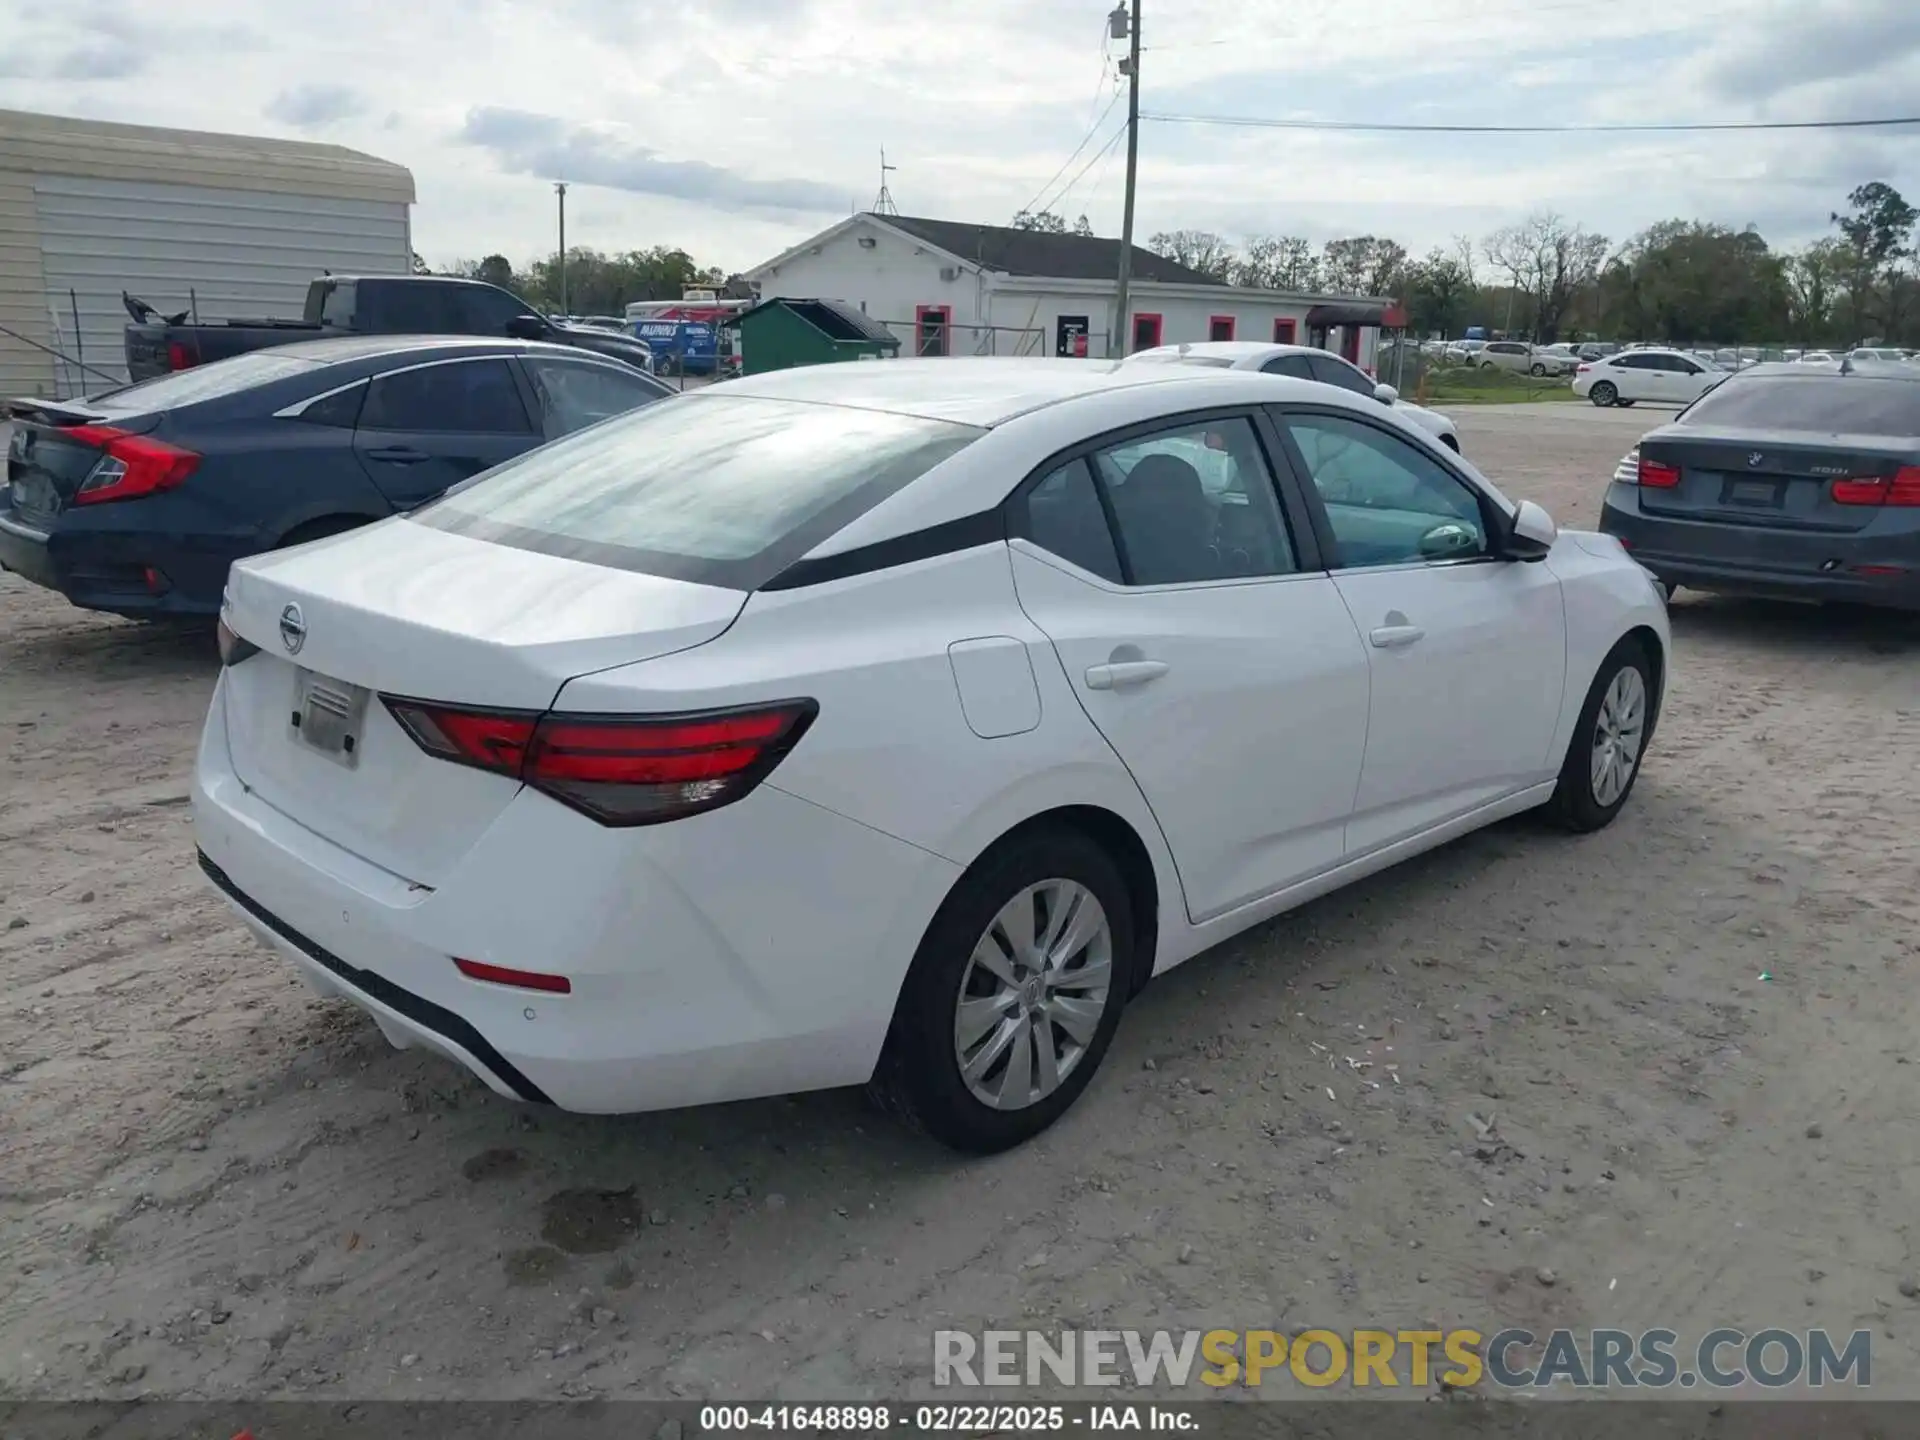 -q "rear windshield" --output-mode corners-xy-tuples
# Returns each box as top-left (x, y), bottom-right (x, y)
(410, 394), (984, 589)
(1680, 374), (1920, 434)
(87, 350), (323, 410)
